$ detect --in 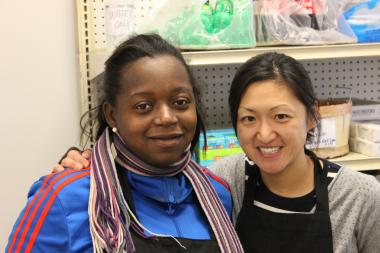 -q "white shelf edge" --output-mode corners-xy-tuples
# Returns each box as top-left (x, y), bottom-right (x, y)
(183, 43), (380, 65)
(330, 152), (380, 171)
(88, 43), (380, 80)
